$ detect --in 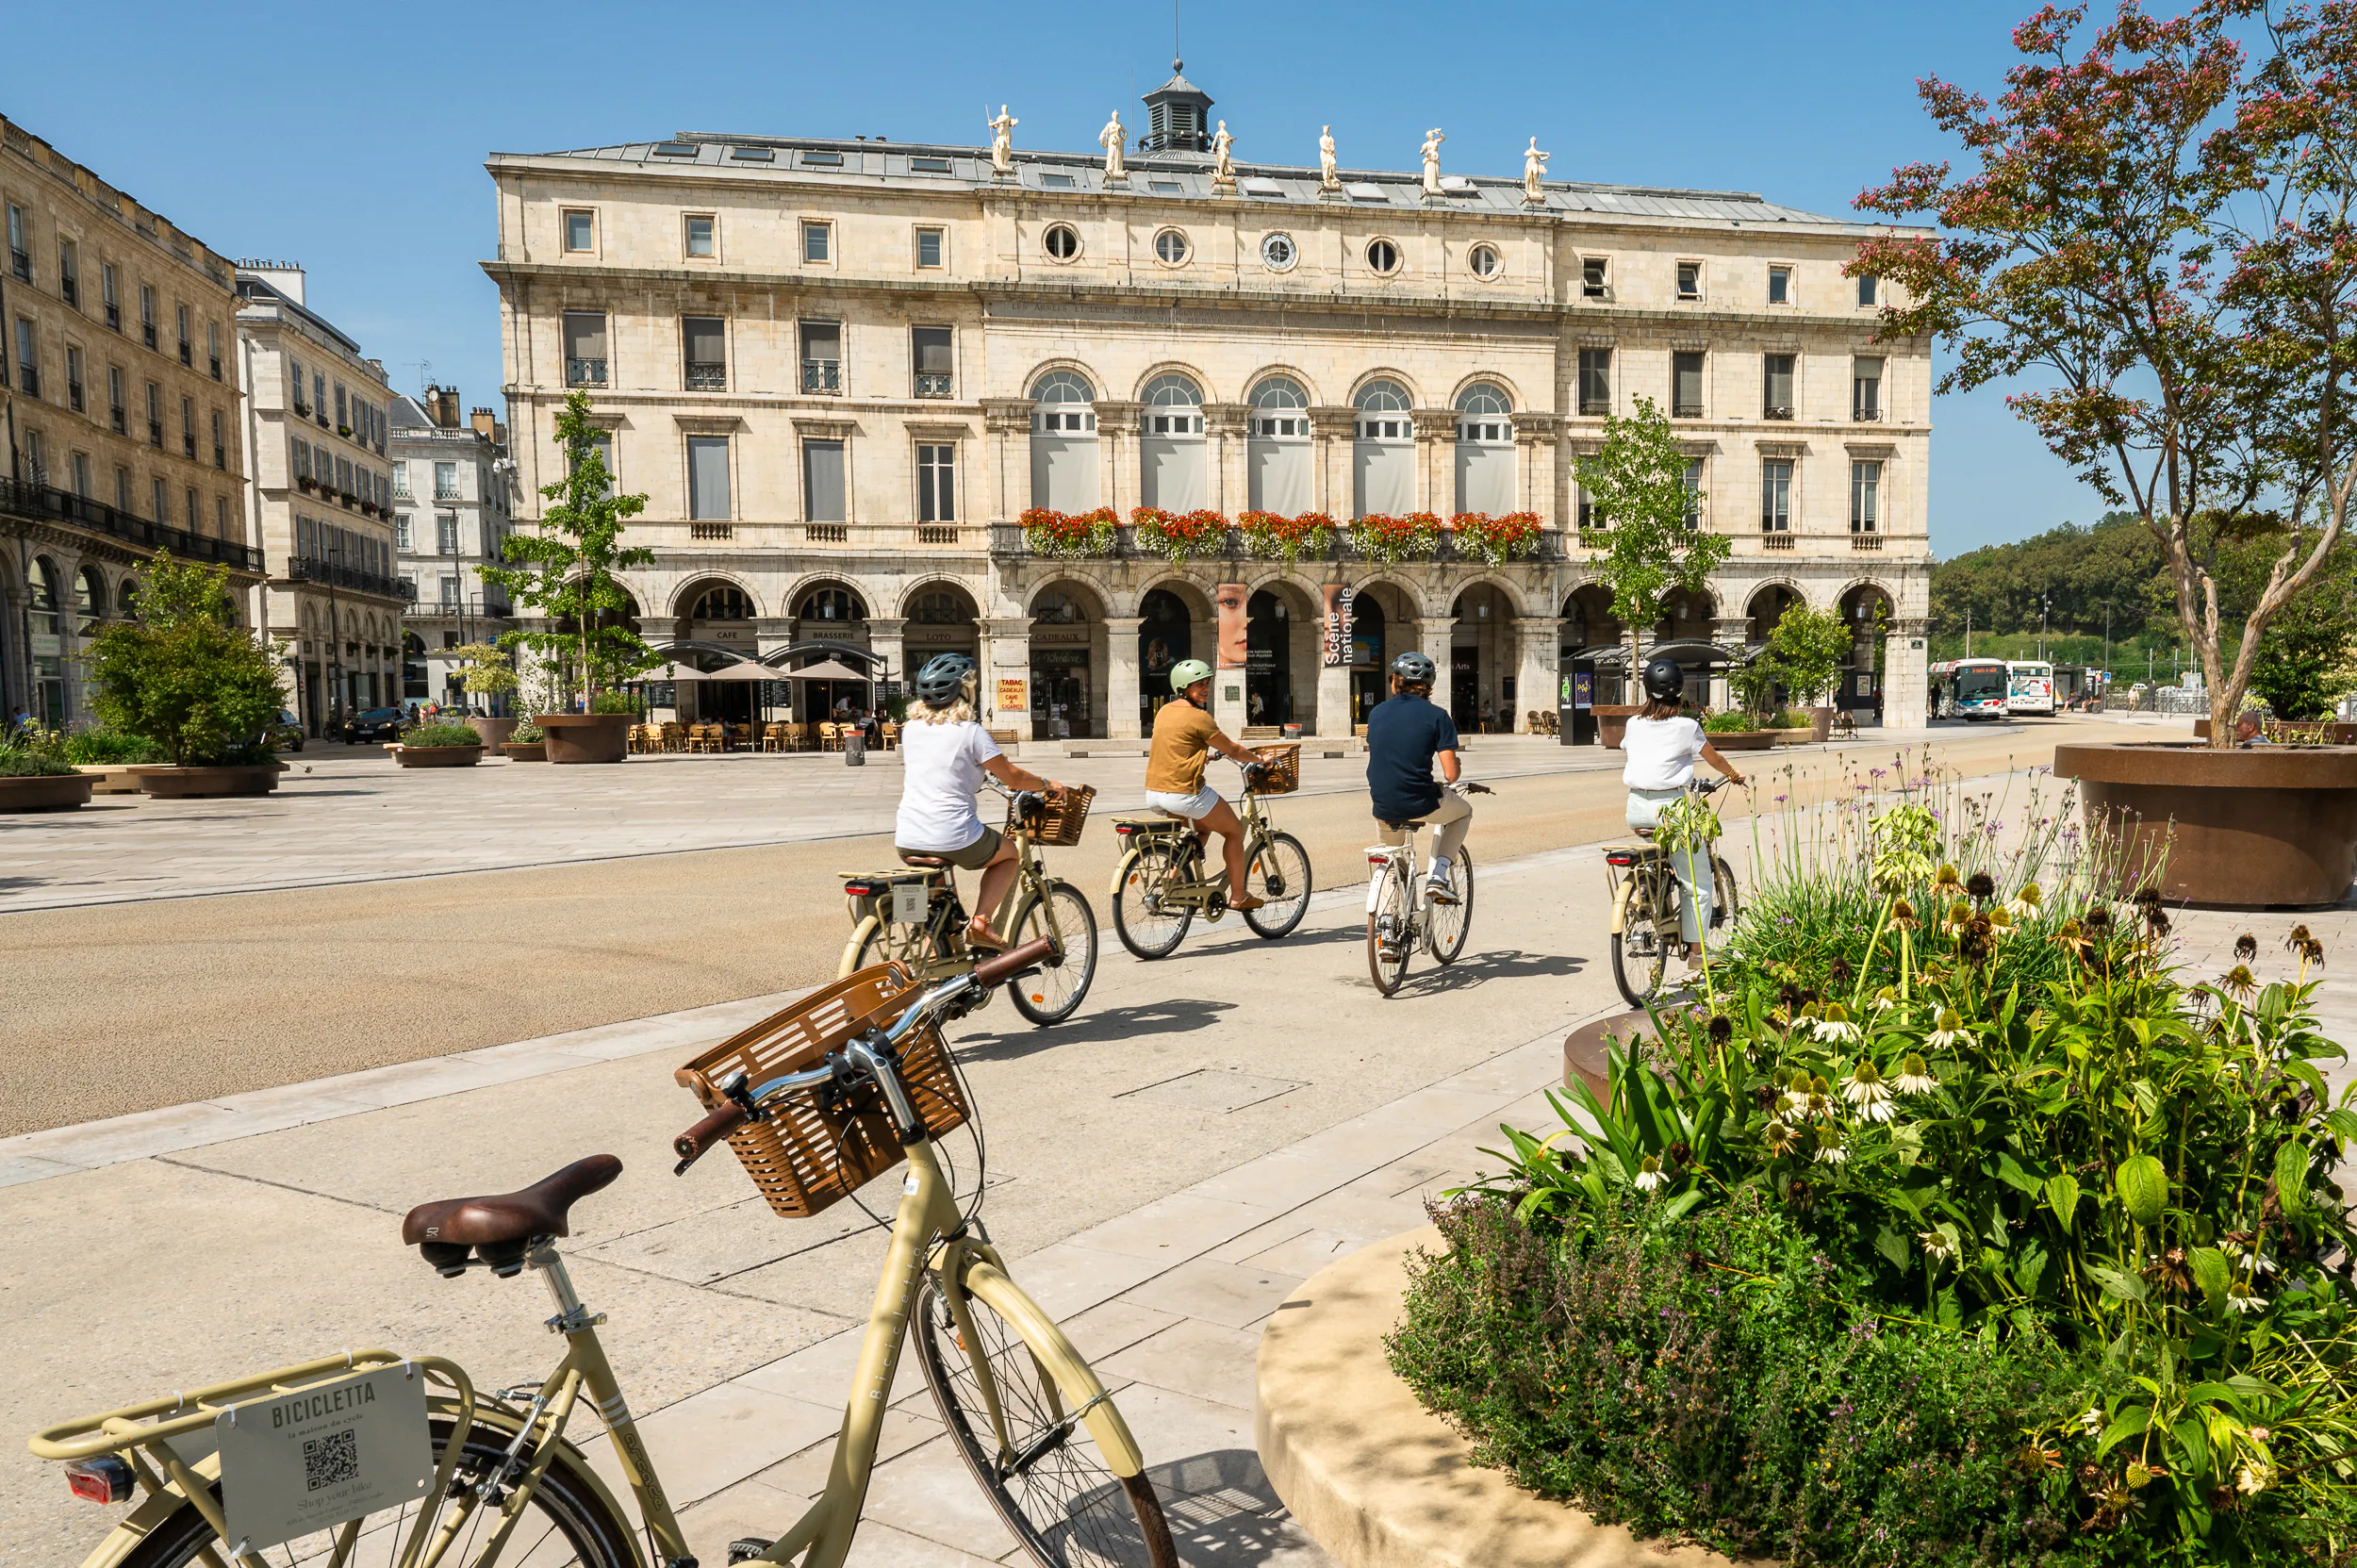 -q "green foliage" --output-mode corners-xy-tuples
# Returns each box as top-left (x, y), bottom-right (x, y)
(1765, 604), (1855, 706)
(509, 718), (544, 744)
(1932, 514), (2167, 648)
(0, 724), (78, 777)
(479, 391), (656, 708)
(79, 553), (286, 766)
(402, 722), (483, 748)
(588, 690), (638, 716)
(1766, 708), (1815, 729)
(1702, 710), (1757, 734)
(447, 642), (519, 701)
(58, 727), (168, 766)
(1571, 397), (1732, 668)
